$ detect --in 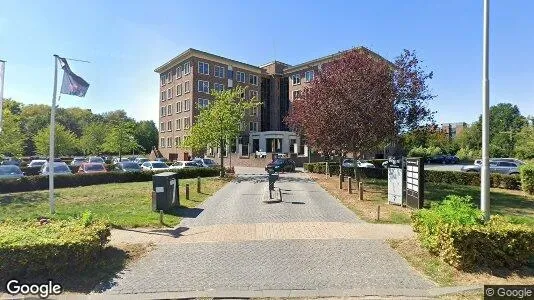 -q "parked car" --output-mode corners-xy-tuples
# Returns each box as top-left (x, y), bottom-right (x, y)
(192, 158), (218, 168)
(88, 156), (105, 164)
(474, 158), (524, 166)
(134, 158), (149, 166)
(169, 161), (200, 170)
(1, 157), (21, 166)
(77, 163), (107, 174)
(156, 157), (169, 163)
(255, 150), (267, 158)
(28, 159), (47, 168)
(115, 161), (142, 173)
(461, 161), (520, 175)
(426, 155), (448, 164)
(112, 157), (130, 164)
(140, 161), (169, 172)
(265, 158), (296, 172)
(445, 155), (459, 164)
(40, 162), (73, 176)
(70, 157), (86, 166)
(342, 159), (375, 168)
(0, 165), (24, 179)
